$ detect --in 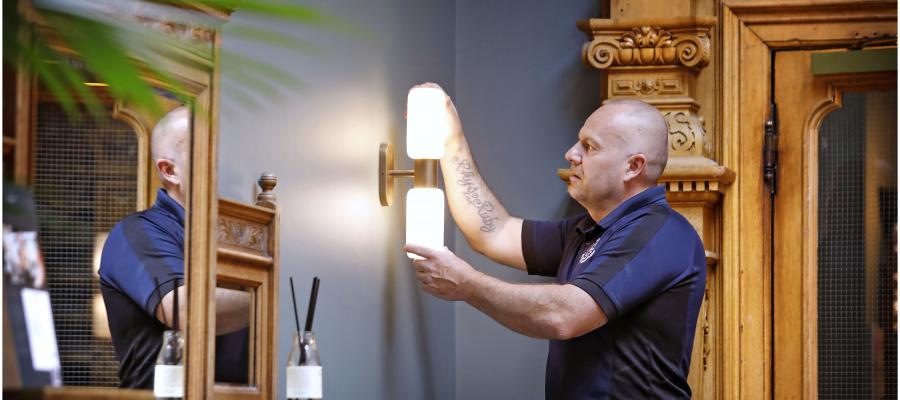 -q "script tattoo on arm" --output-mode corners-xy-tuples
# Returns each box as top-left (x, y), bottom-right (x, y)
(452, 156), (499, 232)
